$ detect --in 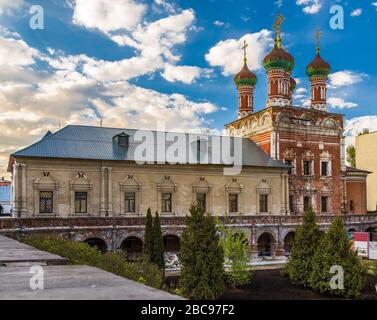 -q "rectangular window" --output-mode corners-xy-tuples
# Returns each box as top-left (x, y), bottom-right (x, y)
(75, 192), (88, 214)
(303, 160), (311, 176)
(321, 196), (328, 213)
(40, 191), (53, 214)
(350, 200), (354, 212)
(161, 193), (172, 213)
(321, 161), (328, 176)
(285, 160), (293, 175)
(196, 193), (206, 212)
(125, 192), (136, 213)
(289, 195), (294, 213)
(229, 194), (238, 213)
(303, 196), (311, 211)
(260, 194), (268, 213)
